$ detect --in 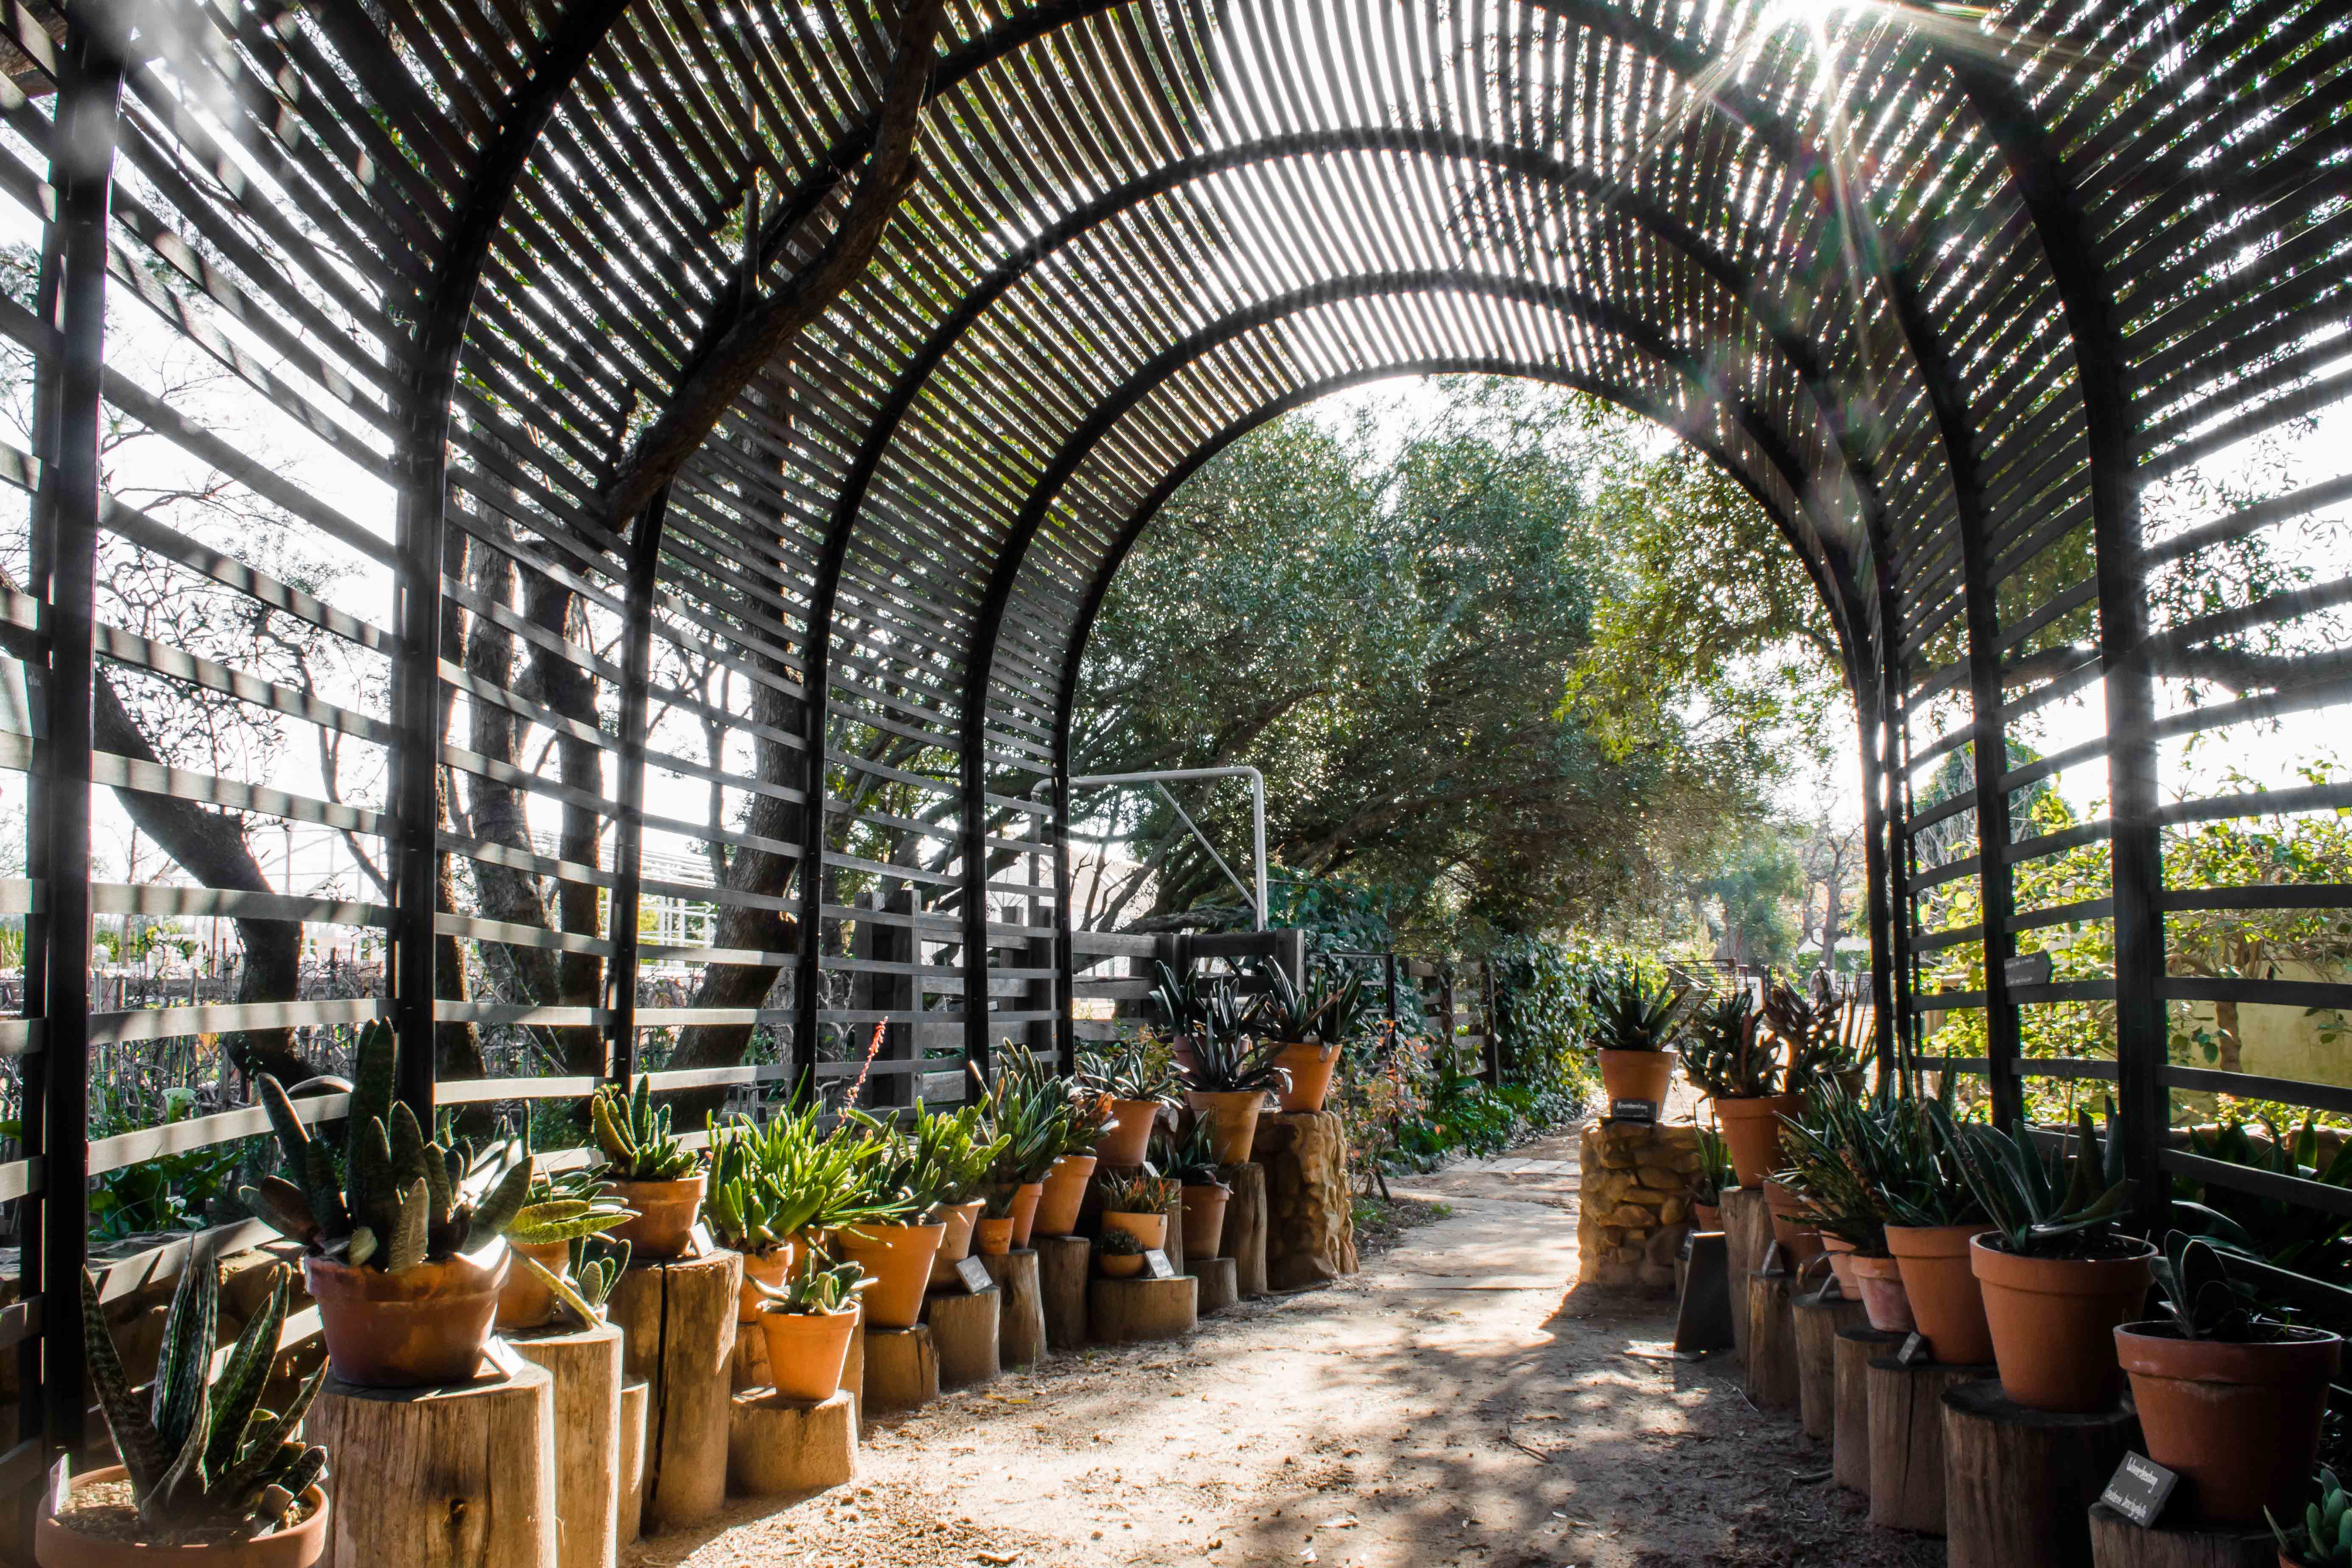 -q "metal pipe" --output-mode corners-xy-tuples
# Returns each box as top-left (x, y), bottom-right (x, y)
(1067, 766), (1267, 930)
